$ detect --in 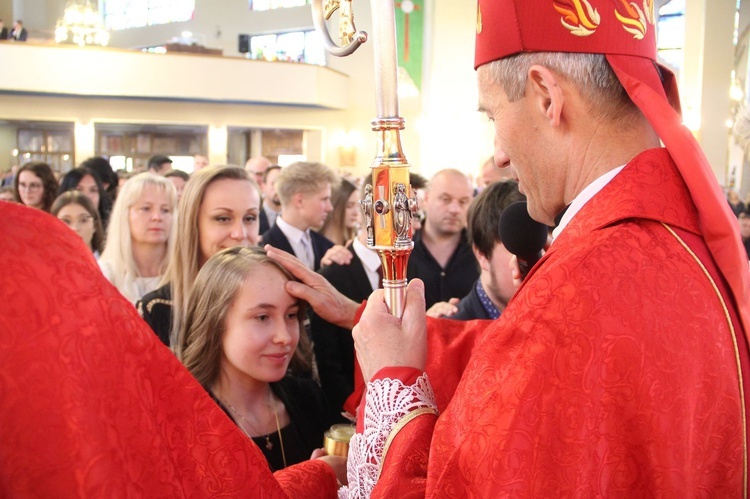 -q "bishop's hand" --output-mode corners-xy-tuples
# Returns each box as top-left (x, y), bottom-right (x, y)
(353, 279), (427, 381)
(265, 245), (360, 330)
